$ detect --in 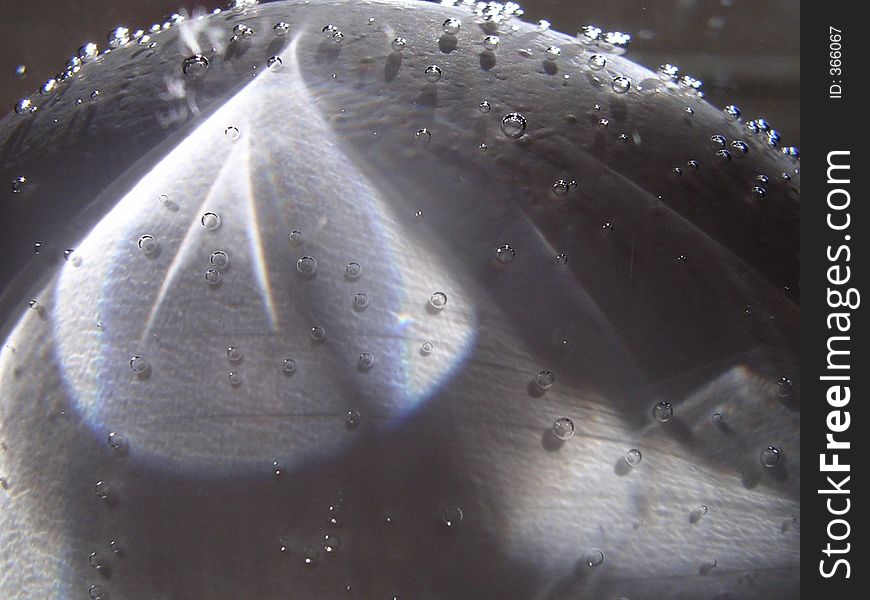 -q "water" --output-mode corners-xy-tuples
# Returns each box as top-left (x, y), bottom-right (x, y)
(0, 1), (800, 598)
